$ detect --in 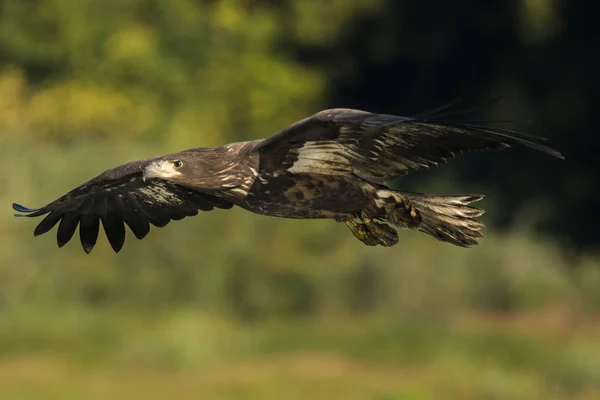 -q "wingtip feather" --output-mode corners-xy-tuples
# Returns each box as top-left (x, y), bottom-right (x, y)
(82, 245), (94, 254)
(12, 203), (40, 213)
